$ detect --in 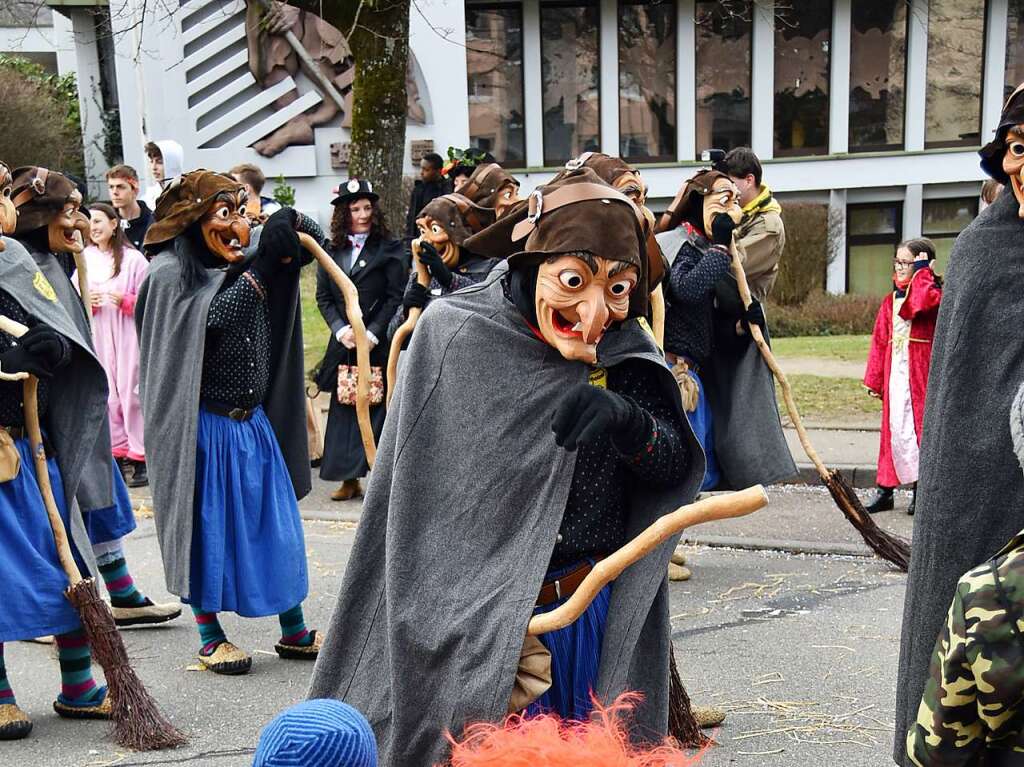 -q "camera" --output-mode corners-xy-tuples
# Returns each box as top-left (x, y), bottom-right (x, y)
(700, 148), (726, 171)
